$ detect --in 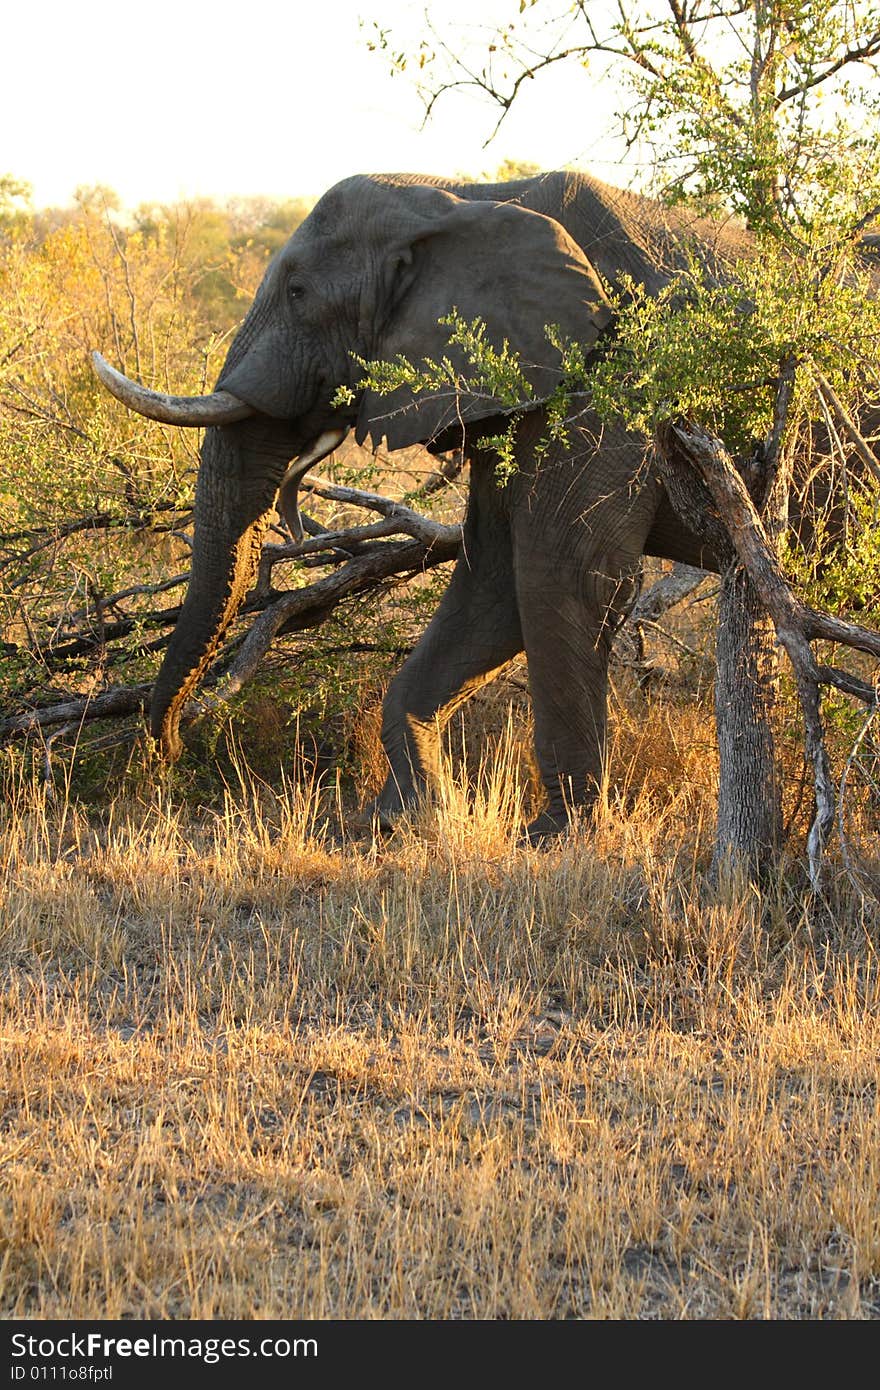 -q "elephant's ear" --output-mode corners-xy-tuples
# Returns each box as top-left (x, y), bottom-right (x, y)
(355, 188), (613, 453)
